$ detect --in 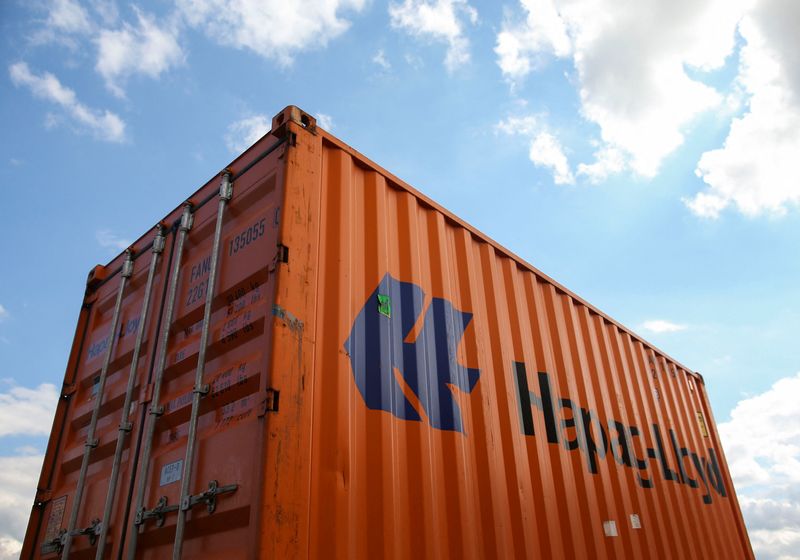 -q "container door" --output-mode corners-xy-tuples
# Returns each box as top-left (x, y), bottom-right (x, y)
(126, 144), (286, 559)
(22, 133), (288, 560)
